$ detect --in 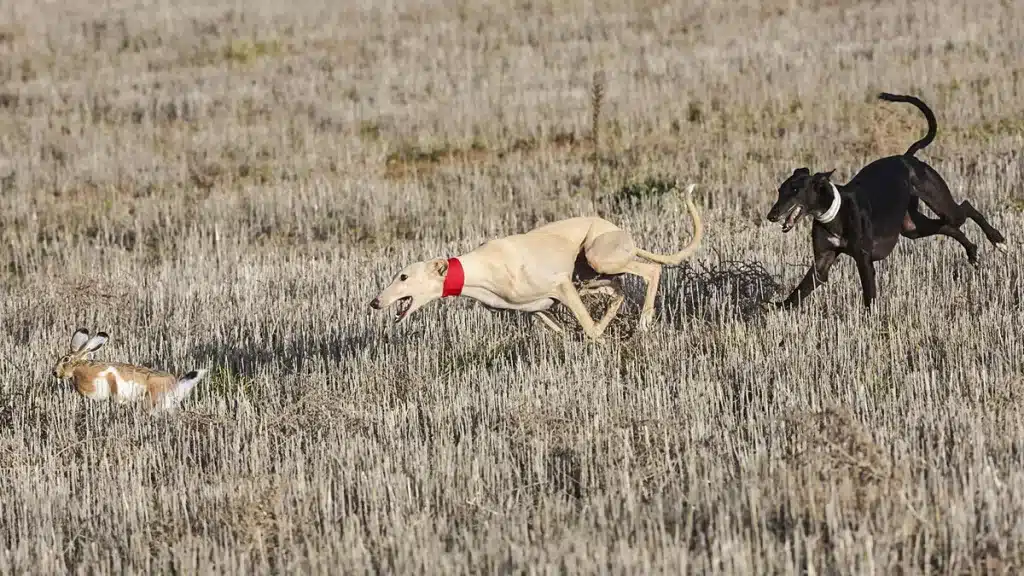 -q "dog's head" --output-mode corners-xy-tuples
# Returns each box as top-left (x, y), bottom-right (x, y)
(369, 259), (450, 323)
(767, 168), (836, 232)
